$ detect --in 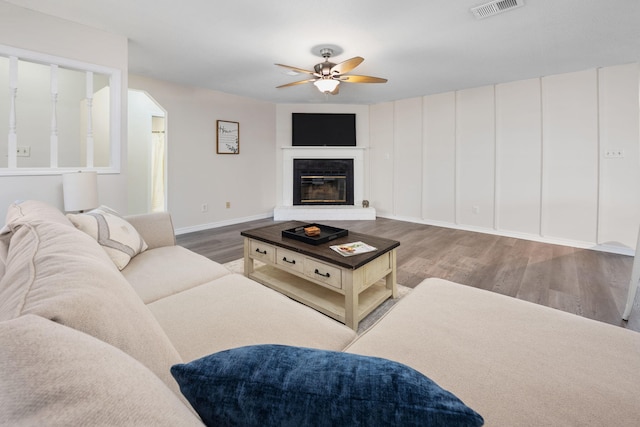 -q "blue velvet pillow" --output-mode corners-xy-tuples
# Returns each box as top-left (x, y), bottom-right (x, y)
(171, 344), (483, 427)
